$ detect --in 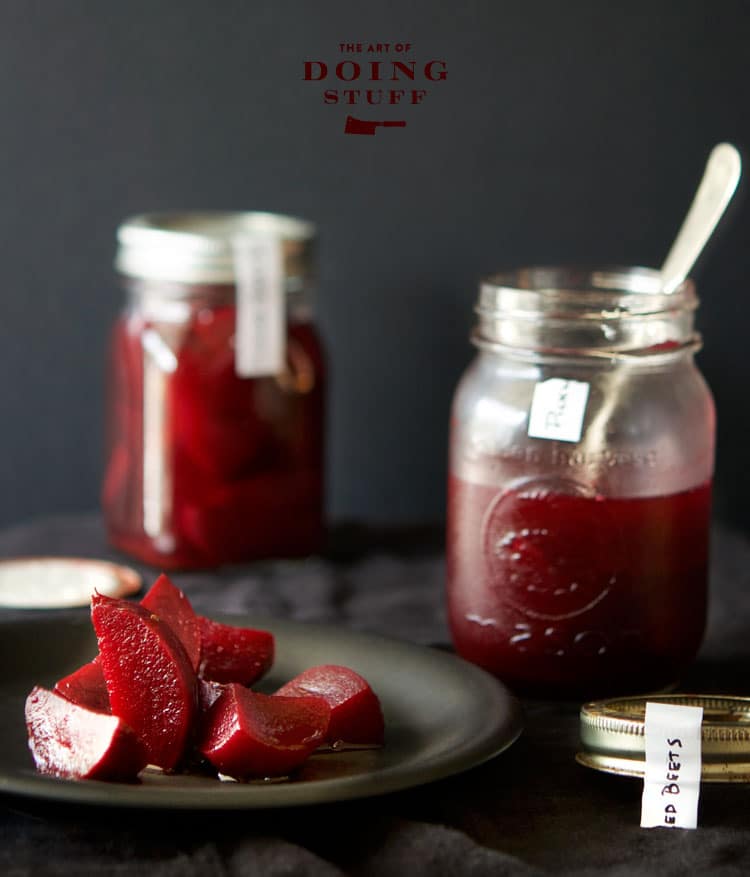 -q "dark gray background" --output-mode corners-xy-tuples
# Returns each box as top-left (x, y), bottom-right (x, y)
(0, 0), (748, 530)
